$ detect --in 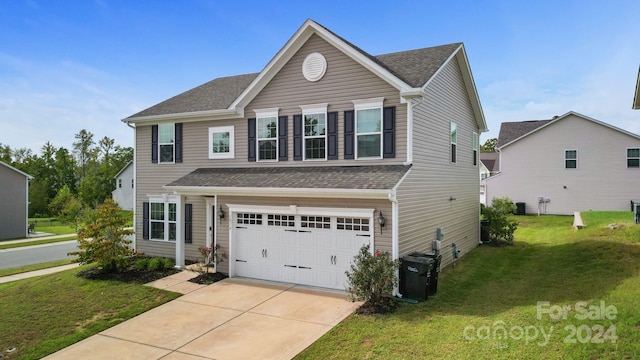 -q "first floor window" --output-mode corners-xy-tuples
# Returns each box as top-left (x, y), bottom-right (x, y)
(150, 201), (176, 241)
(451, 122), (457, 163)
(159, 123), (175, 163)
(565, 150), (577, 169)
(209, 126), (234, 159)
(628, 148), (640, 168)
